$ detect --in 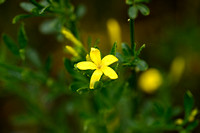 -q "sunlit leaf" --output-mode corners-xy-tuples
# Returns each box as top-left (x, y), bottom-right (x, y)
(136, 44), (145, 56)
(128, 6), (138, 19)
(20, 2), (36, 12)
(137, 4), (150, 16)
